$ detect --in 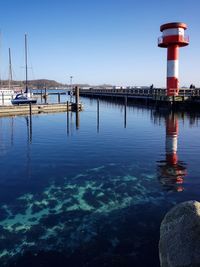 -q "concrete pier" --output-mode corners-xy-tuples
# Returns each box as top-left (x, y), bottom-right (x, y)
(79, 88), (200, 110)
